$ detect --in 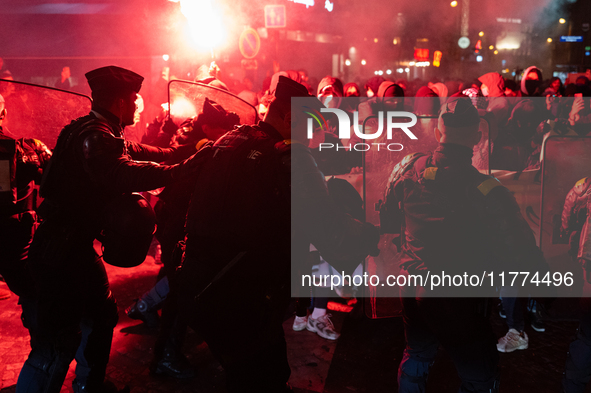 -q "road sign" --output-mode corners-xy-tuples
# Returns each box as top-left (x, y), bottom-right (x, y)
(560, 36), (583, 43)
(264, 5), (286, 28)
(239, 28), (261, 59)
(458, 36), (470, 49)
